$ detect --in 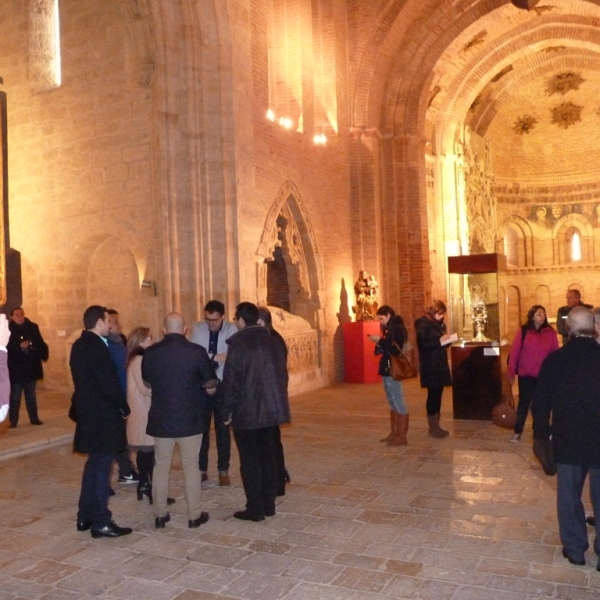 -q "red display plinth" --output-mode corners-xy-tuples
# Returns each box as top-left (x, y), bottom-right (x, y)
(343, 321), (381, 383)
